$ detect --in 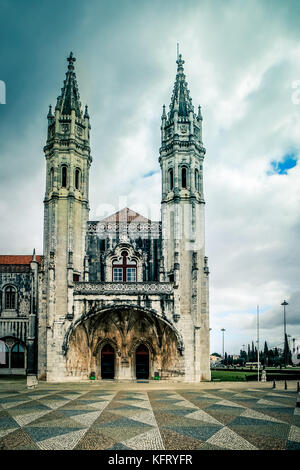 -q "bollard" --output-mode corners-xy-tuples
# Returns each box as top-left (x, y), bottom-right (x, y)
(297, 381), (299, 393)
(284, 380), (287, 390)
(273, 380), (276, 389)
